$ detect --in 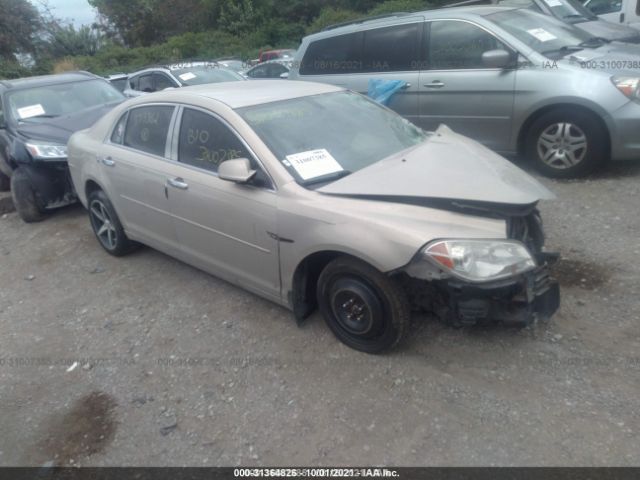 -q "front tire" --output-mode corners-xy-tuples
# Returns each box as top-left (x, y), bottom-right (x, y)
(11, 167), (46, 223)
(317, 257), (409, 354)
(88, 189), (135, 256)
(525, 110), (608, 178)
